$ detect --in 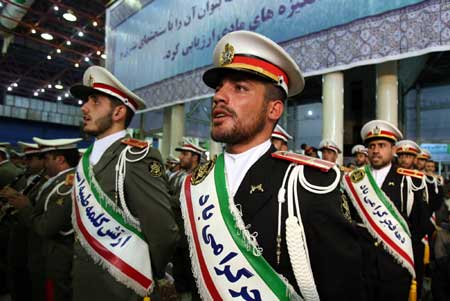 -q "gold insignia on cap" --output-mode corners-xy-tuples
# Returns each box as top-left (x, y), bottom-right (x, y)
(55, 198), (64, 206)
(149, 160), (163, 177)
(220, 43), (235, 66)
(373, 126), (381, 135)
(88, 74), (94, 87)
(350, 169), (365, 183)
(250, 184), (264, 194)
(402, 145), (408, 151)
(191, 159), (215, 185)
